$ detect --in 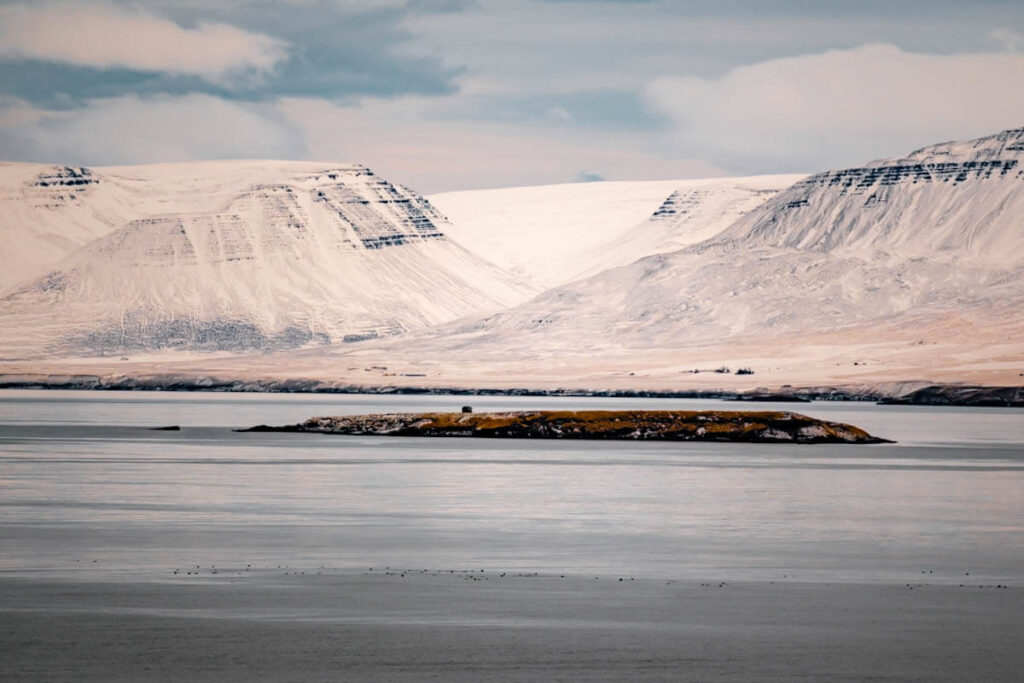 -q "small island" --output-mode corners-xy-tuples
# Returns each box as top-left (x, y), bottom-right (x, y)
(241, 410), (889, 444)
